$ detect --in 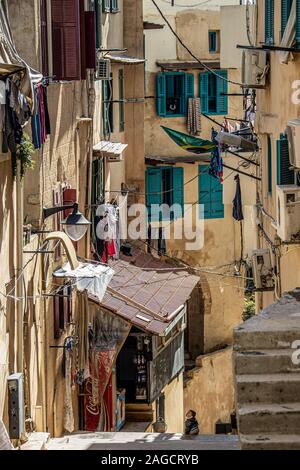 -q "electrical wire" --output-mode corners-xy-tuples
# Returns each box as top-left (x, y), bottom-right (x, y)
(151, 0), (245, 87)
